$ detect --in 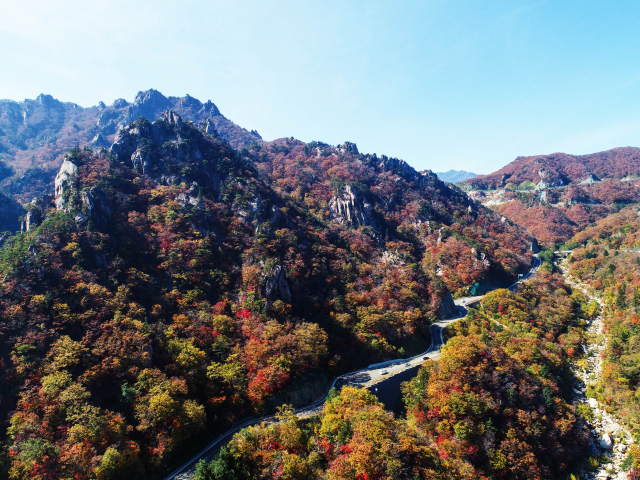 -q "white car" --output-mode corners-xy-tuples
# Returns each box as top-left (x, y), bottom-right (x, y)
(381, 370), (388, 375)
